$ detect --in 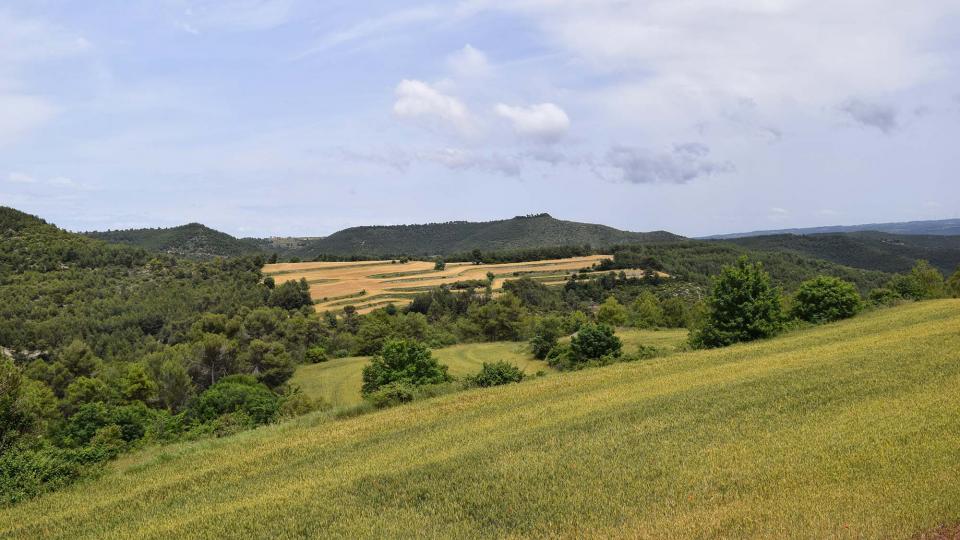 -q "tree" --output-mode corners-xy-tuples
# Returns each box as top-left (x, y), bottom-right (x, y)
(187, 376), (279, 425)
(530, 316), (563, 359)
(628, 291), (664, 328)
(660, 296), (688, 328)
(190, 334), (239, 388)
(948, 267), (960, 298)
(691, 257), (783, 349)
(597, 296), (628, 326)
(472, 249), (483, 265)
(570, 323), (622, 362)
(434, 258), (446, 271)
(267, 253), (278, 264)
(910, 260), (946, 299)
(1, 358), (28, 452)
(268, 279), (312, 310)
(361, 340), (451, 395)
(790, 276), (862, 323)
